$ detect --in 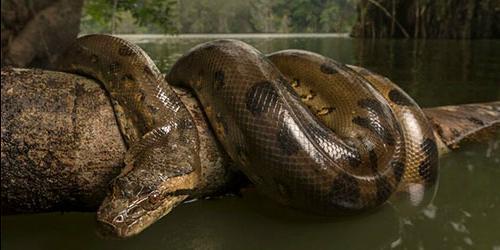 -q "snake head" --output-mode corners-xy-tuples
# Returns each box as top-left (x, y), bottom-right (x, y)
(96, 161), (198, 238)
